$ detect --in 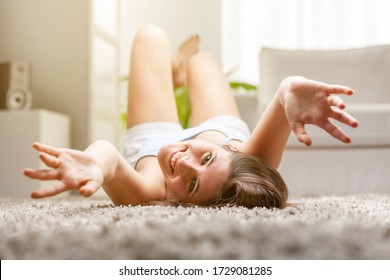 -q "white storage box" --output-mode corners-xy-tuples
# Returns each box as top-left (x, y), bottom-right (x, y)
(0, 109), (70, 197)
